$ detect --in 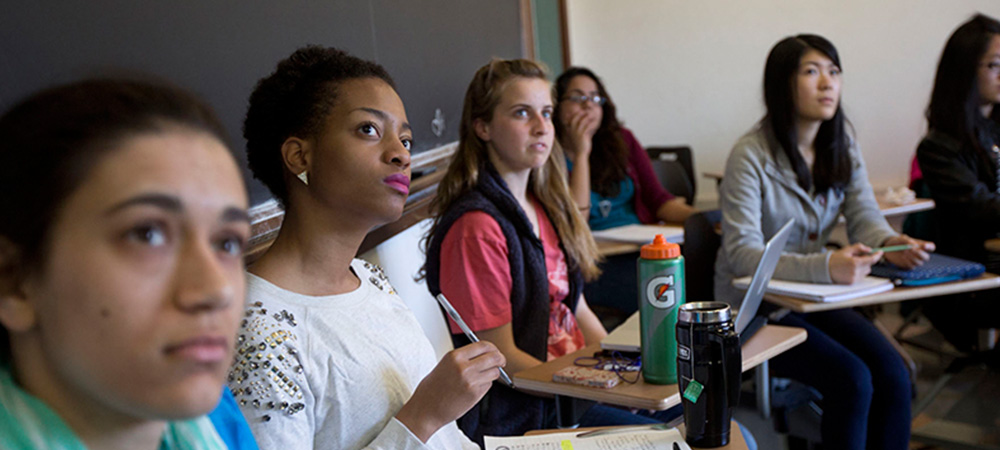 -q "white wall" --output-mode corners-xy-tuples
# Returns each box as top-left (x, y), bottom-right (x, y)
(566, 0), (1000, 207)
